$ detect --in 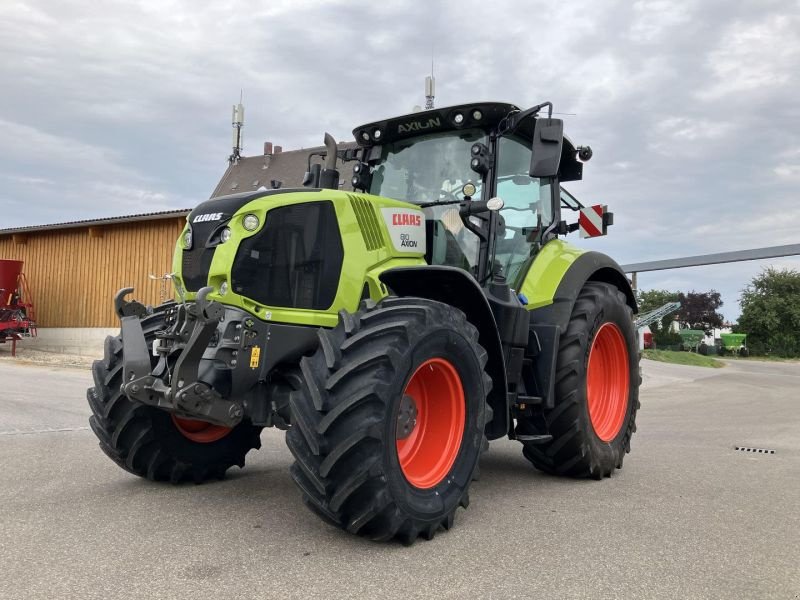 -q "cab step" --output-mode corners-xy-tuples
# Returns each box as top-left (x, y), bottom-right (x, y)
(515, 434), (553, 444)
